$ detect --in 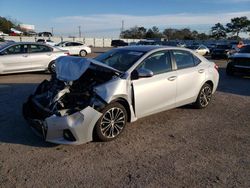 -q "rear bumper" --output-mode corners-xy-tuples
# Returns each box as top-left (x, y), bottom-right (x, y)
(23, 97), (102, 145)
